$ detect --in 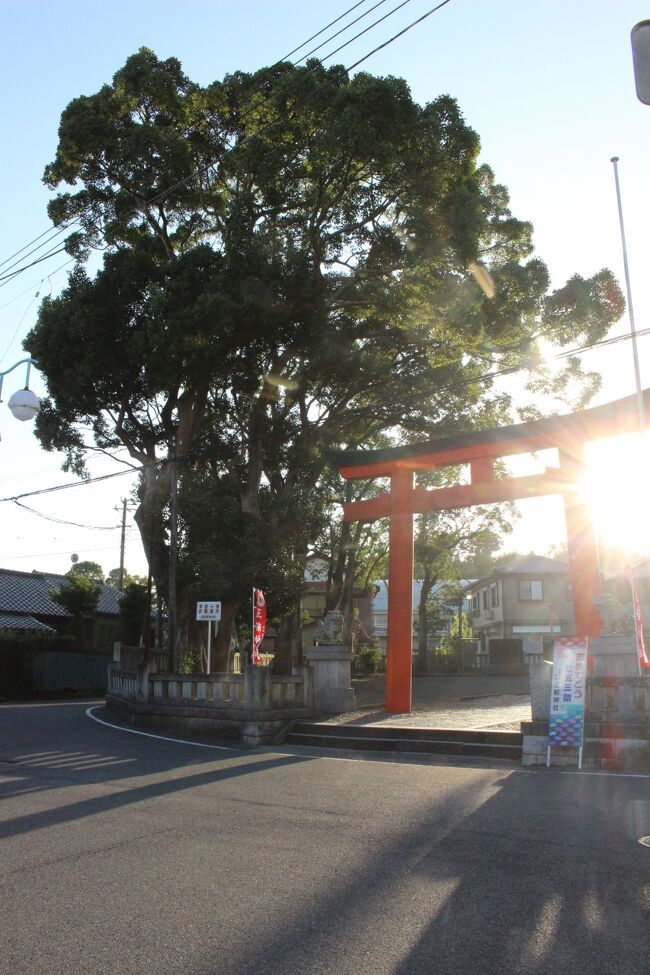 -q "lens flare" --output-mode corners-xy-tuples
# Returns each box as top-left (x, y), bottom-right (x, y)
(581, 434), (650, 557)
